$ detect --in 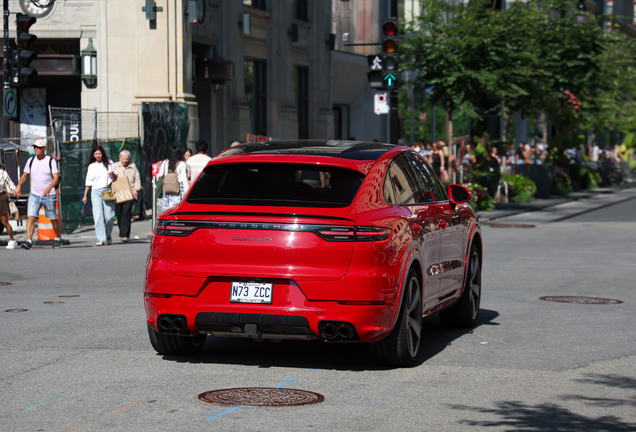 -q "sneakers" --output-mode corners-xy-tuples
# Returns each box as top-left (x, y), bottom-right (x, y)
(6, 240), (17, 249)
(21, 241), (32, 250)
(52, 240), (62, 249)
(96, 242), (105, 246)
(106, 237), (112, 245)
